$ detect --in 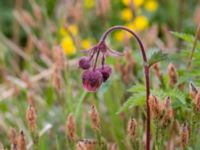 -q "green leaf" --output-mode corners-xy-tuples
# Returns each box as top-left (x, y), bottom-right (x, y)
(148, 51), (168, 67)
(116, 94), (145, 114)
(171, 31), (194, 43)
(116, 84), (146, 114)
